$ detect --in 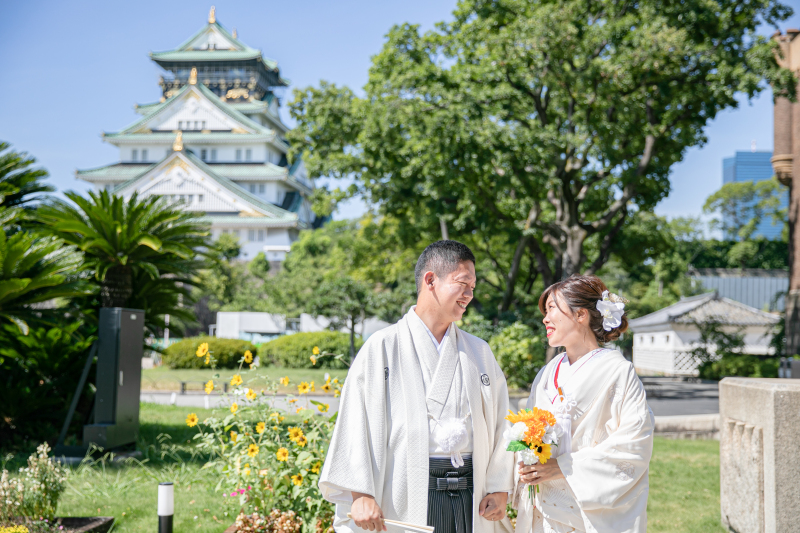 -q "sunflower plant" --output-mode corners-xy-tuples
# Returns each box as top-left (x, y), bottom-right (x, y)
(187, 343), (342, 532)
